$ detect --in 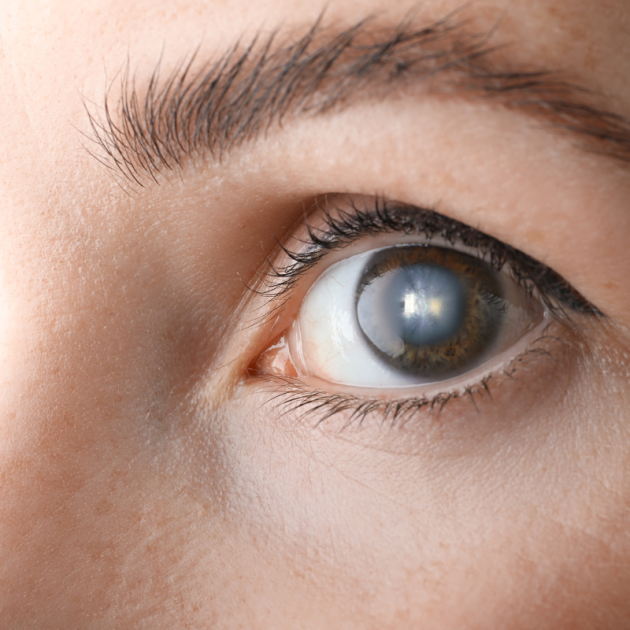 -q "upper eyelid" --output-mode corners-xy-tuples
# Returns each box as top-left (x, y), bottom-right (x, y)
(84, 11), (630, 187)
(261, 197), (602, 318)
